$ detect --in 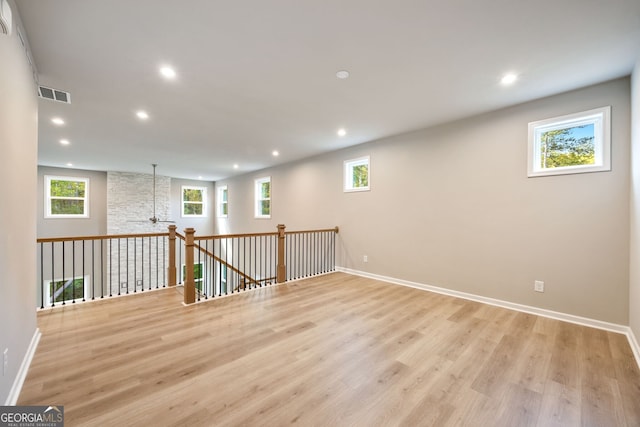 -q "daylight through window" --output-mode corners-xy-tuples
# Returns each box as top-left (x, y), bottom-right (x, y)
(182, 263), (204, 292)
(182, 186), (206, 217)
(528, 106), (610, 177)
(255, 177), (271, 218)
(45, 176), (89, 218)
(344, 156), (370, 192)
(218, 185), (228, 218)
(46, 276), (89, 305)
